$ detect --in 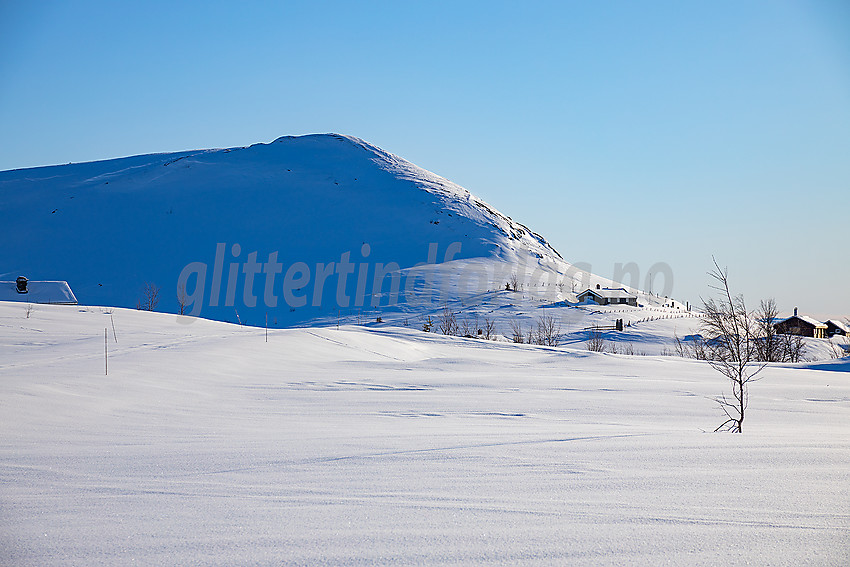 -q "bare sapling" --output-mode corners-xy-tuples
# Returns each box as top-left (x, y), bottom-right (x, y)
(701, 258), (766, 433)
